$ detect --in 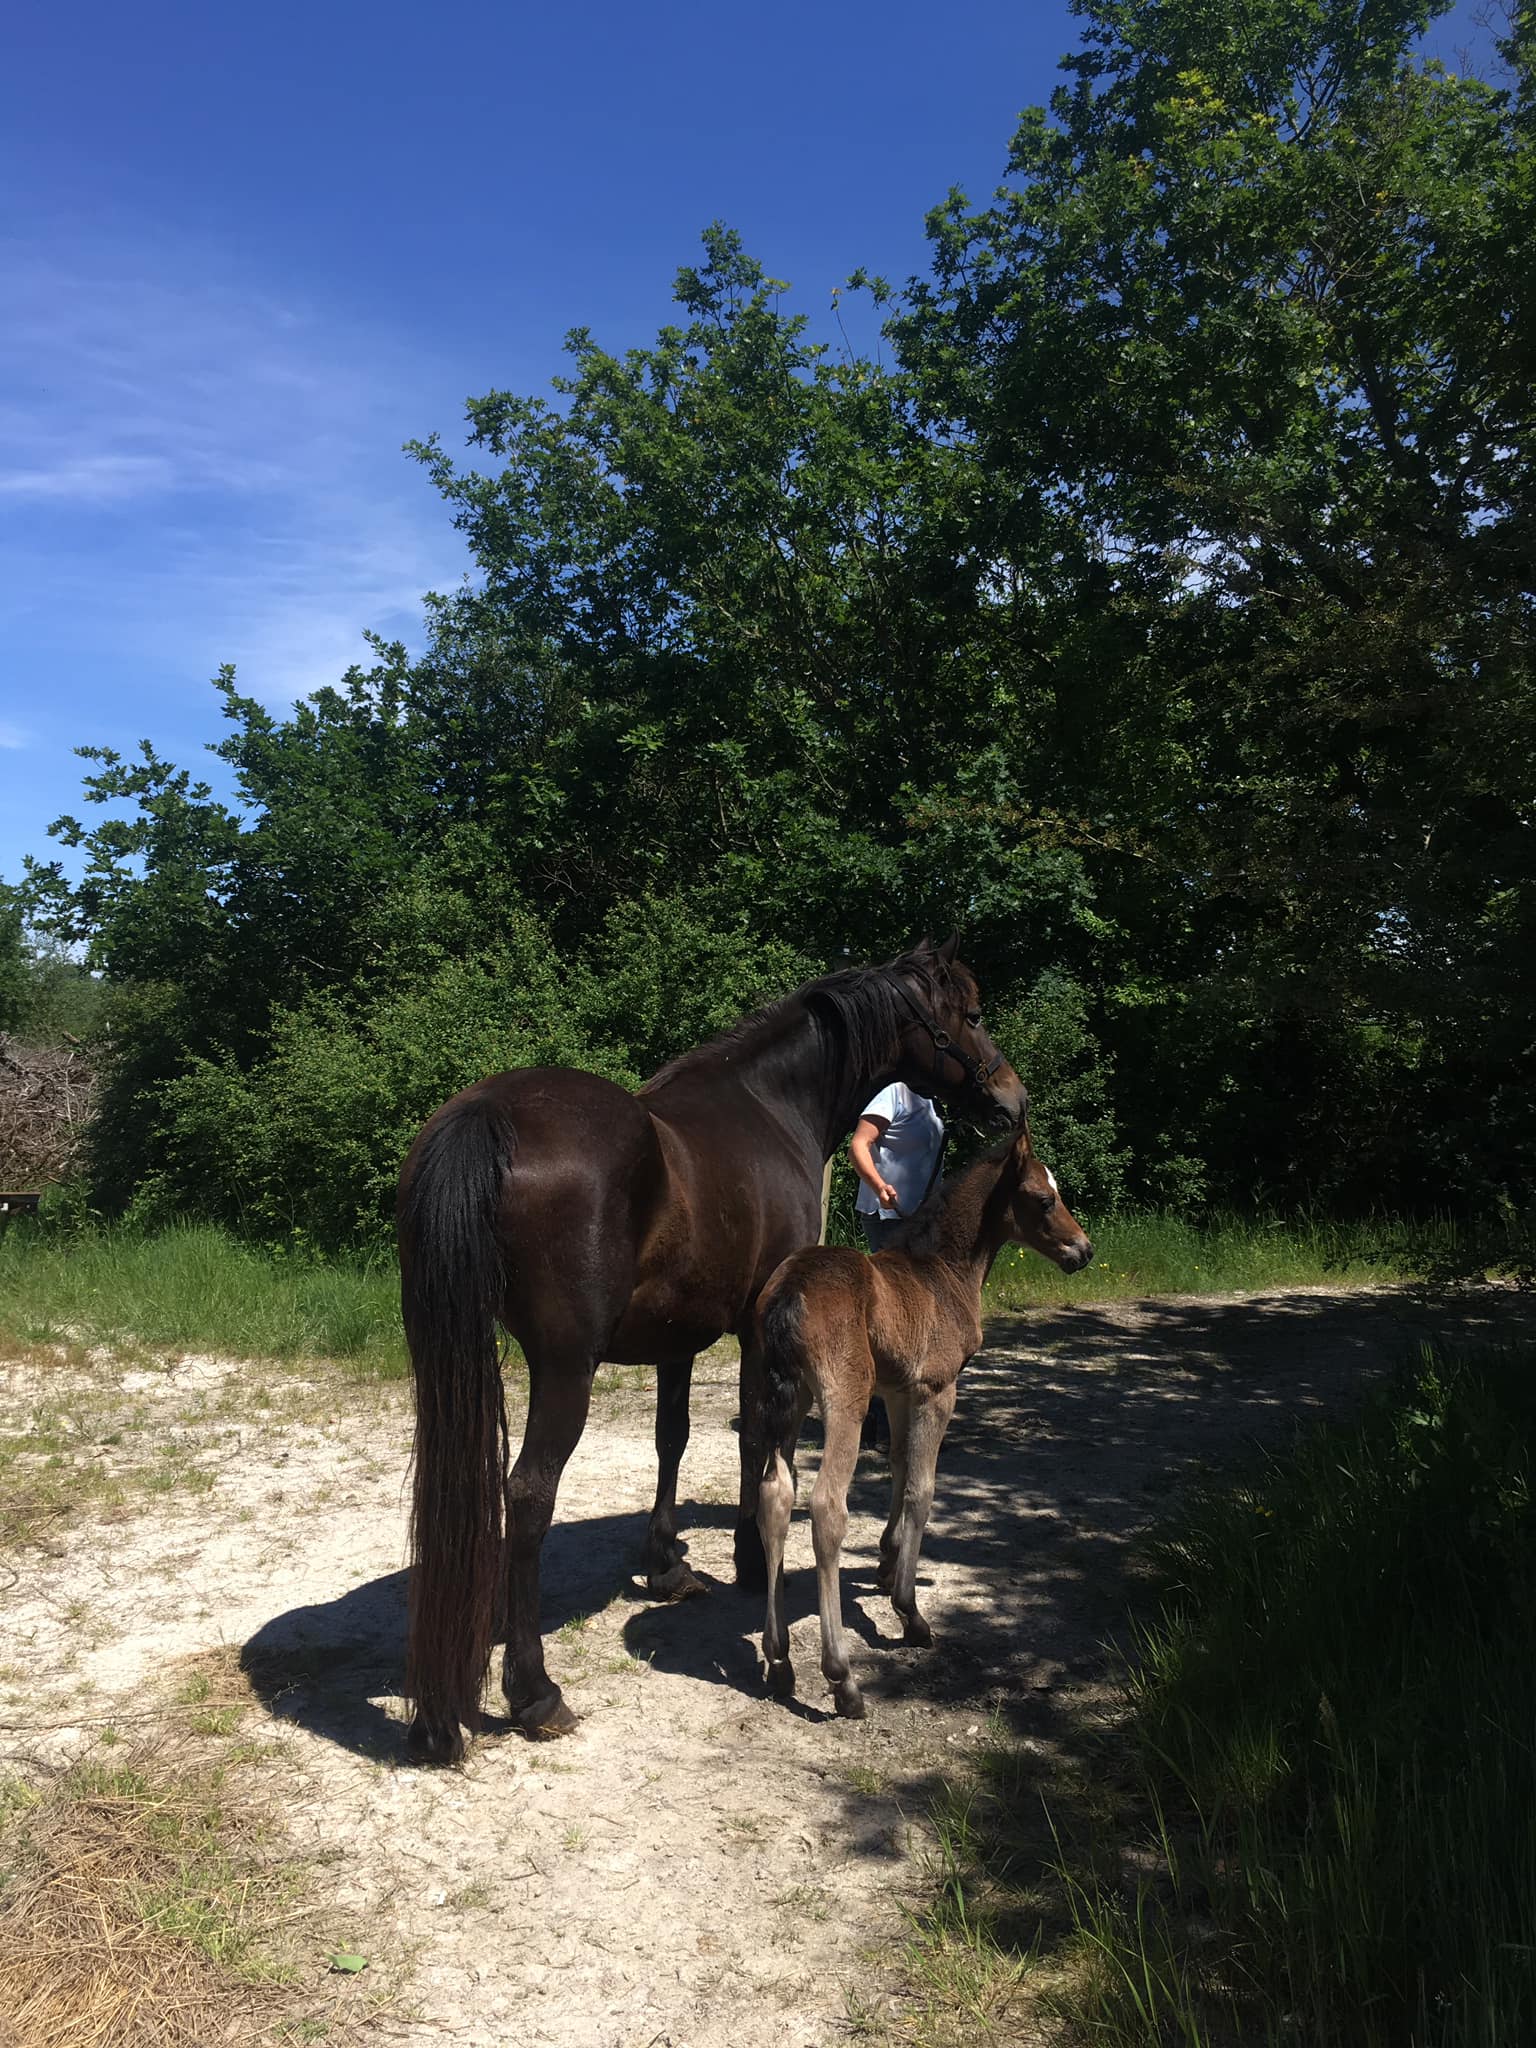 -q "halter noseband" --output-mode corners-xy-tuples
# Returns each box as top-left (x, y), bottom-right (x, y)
(890, 978), (1002, 1097)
